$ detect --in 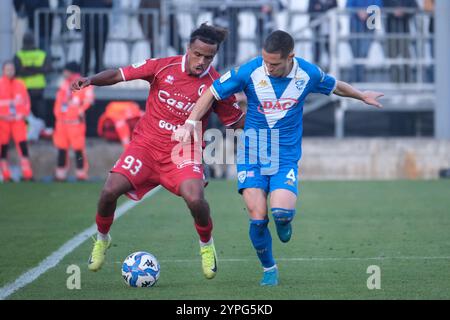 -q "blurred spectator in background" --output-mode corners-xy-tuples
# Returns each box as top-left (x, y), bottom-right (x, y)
(139, 0), (183, 57)
(97, 101), (143, 150)
(0, 61), (33, 182)
(53, 62), (94, 181)
(255, 1), (285, 50)
(383, 0), (418, 83)
(73, 0), (113, 75)
(423, 0), (434, 83)
(14, 32), (52, 130)
(346, 0), (383, 83)
(13, 0), (53, 52)
(308, 0), (337, 67)
(211, 0), (240, 70)
(58, 0), (75, 36)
